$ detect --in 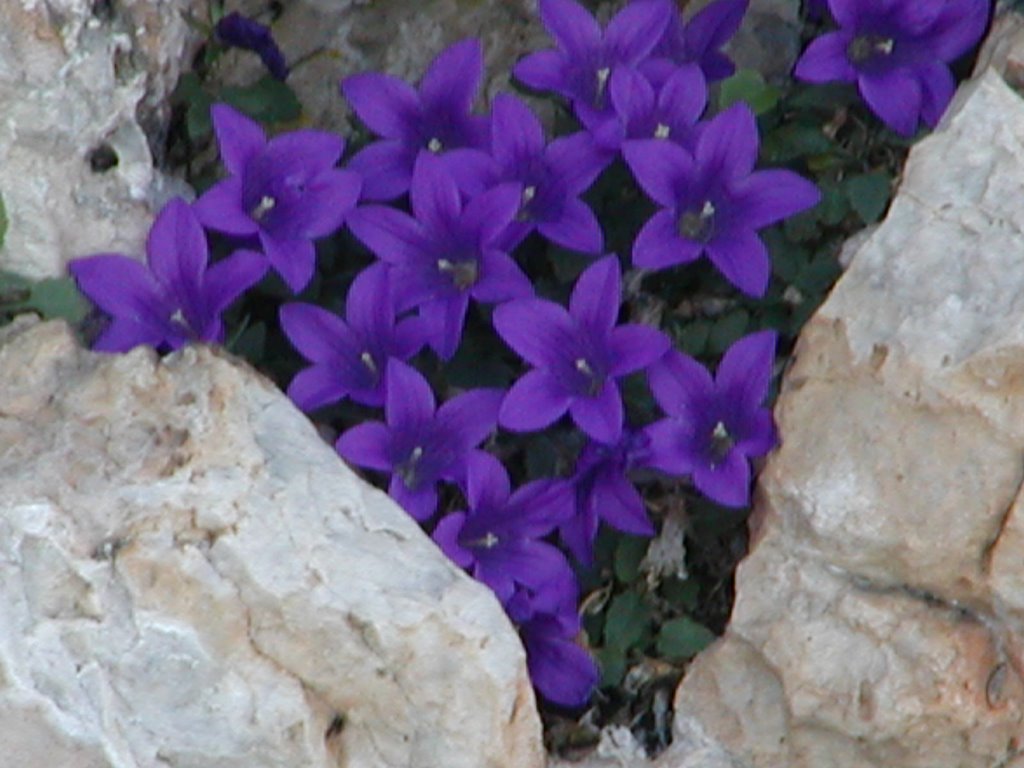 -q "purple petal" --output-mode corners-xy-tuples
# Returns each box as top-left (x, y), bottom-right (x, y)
(918, 62), (955, 128)
(280, 302), (353, 362)
(347, 205), (429, 266)
(513, 50), (570, 95)
(499, 370), (572, 432)
(287, 365), (350, 411)
(336, 422), (393, 471)
(388, 475), (439, 521)
(926, 0), (990, 62)
(418, 295), (469, 360)
(433, 513), (474, 568)
(93, 317), (168, 353)
(462, 182), (524, 246)
(648, 349), (714, 421)
(341, 73), (420, 140)
(696, 103), (758, 181)
(610, 67), (656, 129)
(442, 148), (500, 196)
(828, 0), (865, 29)
(419, 38), (484, 115)
(858, 68), (922, 137)
(539, 0), (601, 59)
(436, 387), (503, 453)
(203, 248), (267, 317)
(632, 209), (703, 270)
(493, 298), (575, 369)
(536, 199), (604, 255)
(69, 254), (168, 328)
(410, 152), (462, 234)
(733, 408), (777, 458)
(347, 140), (415, 201)
(546, 132), (612, 196)
(684, 0), (748, 58)
(345, 262), (393, 340)
(605, 0), (672, 64)
(606, 324), (671, 376)
(464, 450), (511, 511)
(593, 471), (653, 535)
(644, 417), (700, 475)
(705, 230), (771, 297)
(511, 479), (575, 535)
(658, 64), (708, 126)
(210, 103), (266, 177)
(569, 379), (623, 444)
(491, 94), (546, 172)
(793, 32), (857, 83)
(729, 169), (821, 230)
(264, 129), (344, 175)
(385, 359), (436, 430)
(523, 627), (599, 707)
(716, 330), (776, 412)
(693, 449), (750, 507)
(569, 255), (620, 332)
(192, 178), (259, 236)
(473, 250), (534, 304)
(147, 198), (207, 298)
(259, 231), (316, 293)
(622, 139), (693, 207)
